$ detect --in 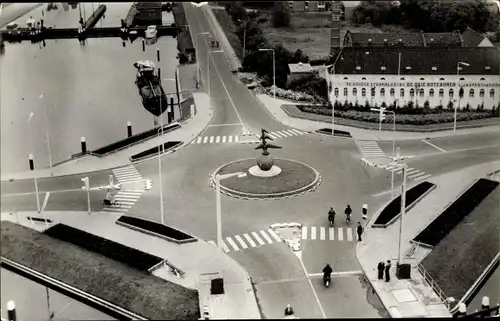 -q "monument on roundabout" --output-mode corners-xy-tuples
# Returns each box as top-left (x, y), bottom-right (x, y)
(250, 128), (283, 177)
